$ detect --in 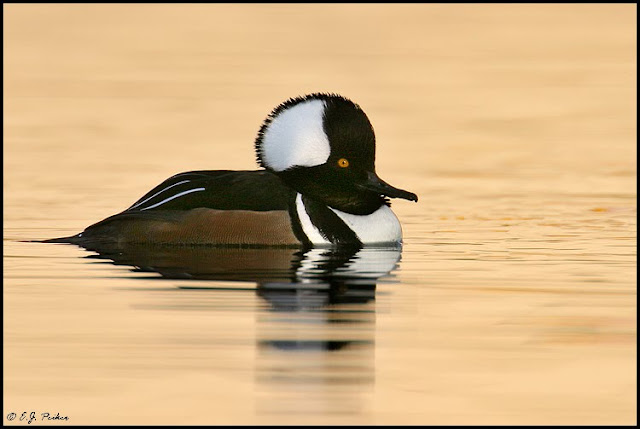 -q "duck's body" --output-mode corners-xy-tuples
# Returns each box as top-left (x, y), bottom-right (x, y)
(46, 94), (417, 248)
